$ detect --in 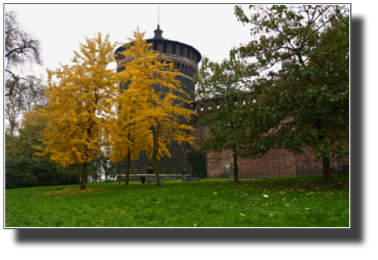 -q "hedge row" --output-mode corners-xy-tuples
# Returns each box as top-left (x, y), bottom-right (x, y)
(6, 157), (80, 189)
